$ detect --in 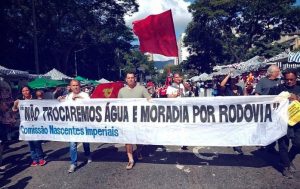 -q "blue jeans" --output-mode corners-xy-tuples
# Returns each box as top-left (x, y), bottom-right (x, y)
(70, 142), (90, 165)
(28, 141), (44, 162)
